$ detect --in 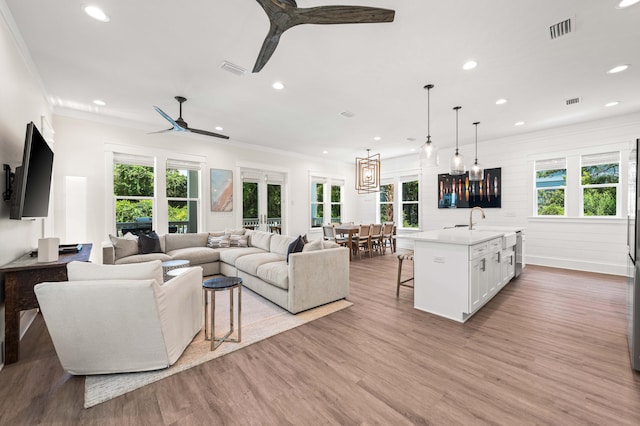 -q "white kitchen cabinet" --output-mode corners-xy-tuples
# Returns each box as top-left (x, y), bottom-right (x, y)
(398, 228), (523, 323)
